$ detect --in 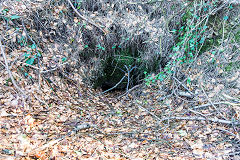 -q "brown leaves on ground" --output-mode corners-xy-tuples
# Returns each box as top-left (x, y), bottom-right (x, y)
(1, 0), (240, 159)
(0, 76), (239, 159)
